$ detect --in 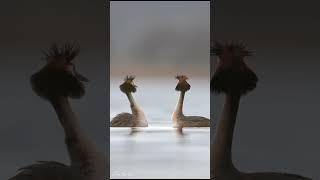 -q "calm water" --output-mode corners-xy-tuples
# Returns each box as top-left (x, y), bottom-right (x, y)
(110, 78), (210, 179)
